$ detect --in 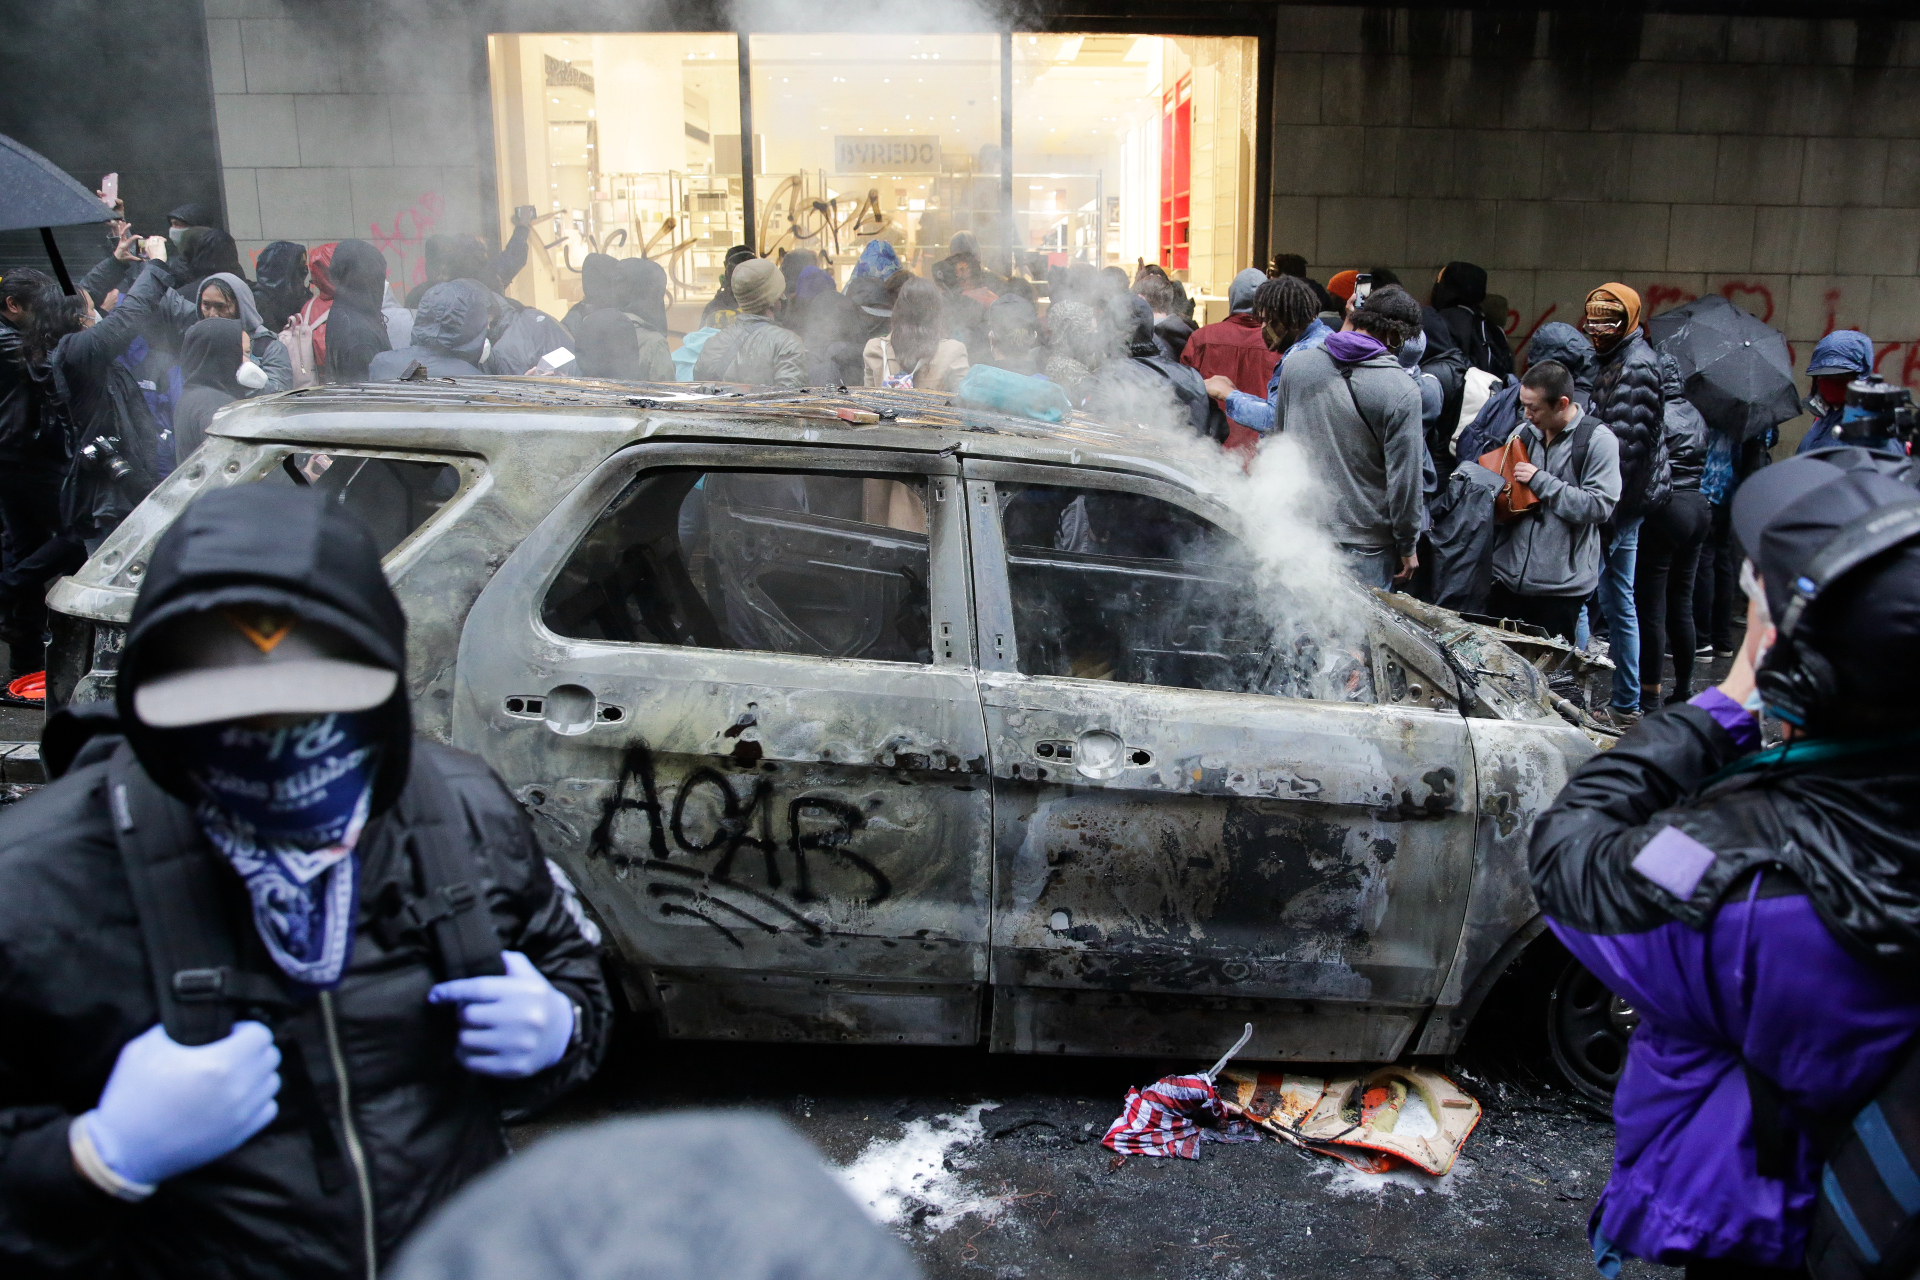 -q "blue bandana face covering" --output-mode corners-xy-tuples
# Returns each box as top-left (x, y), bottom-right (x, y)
(183, 711), (382, 988)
